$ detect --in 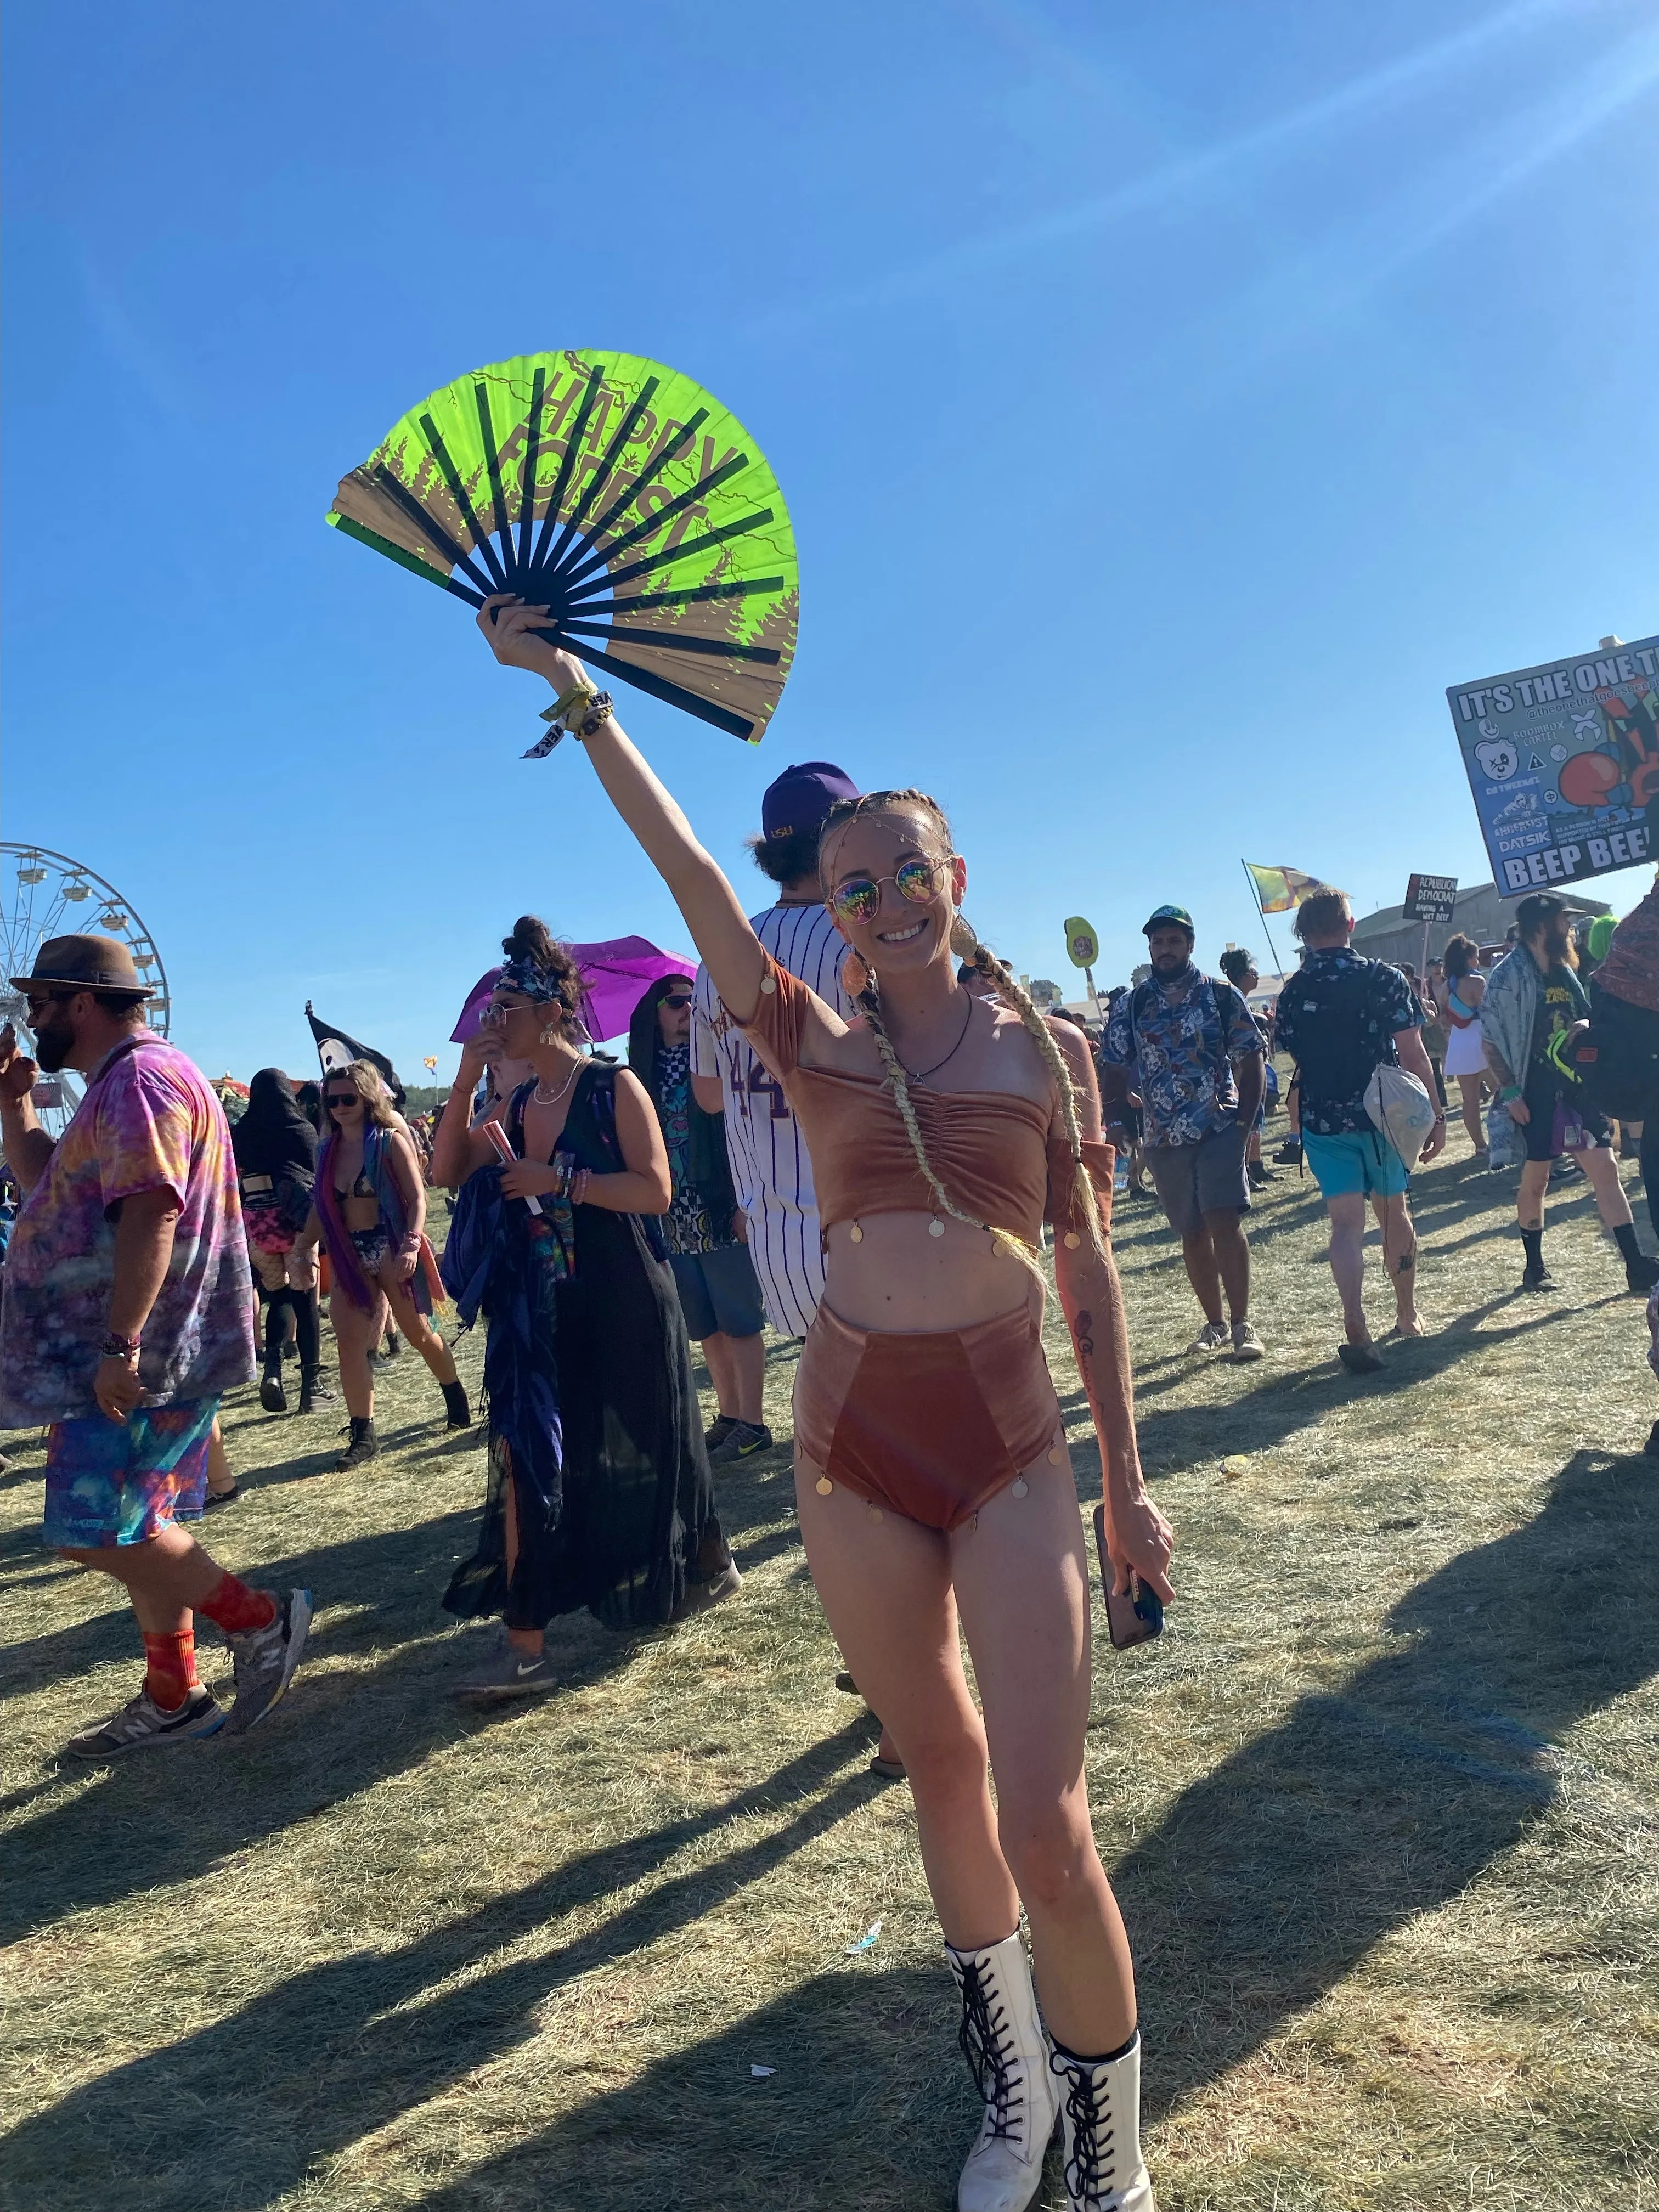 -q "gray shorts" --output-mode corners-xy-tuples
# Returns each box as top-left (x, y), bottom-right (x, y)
(669, 1243), (767, 1340)
(1145, 1122), (1251, 1238)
